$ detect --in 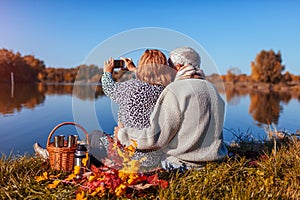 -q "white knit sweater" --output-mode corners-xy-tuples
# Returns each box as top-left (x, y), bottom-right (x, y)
(117, 78), (228, 166)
